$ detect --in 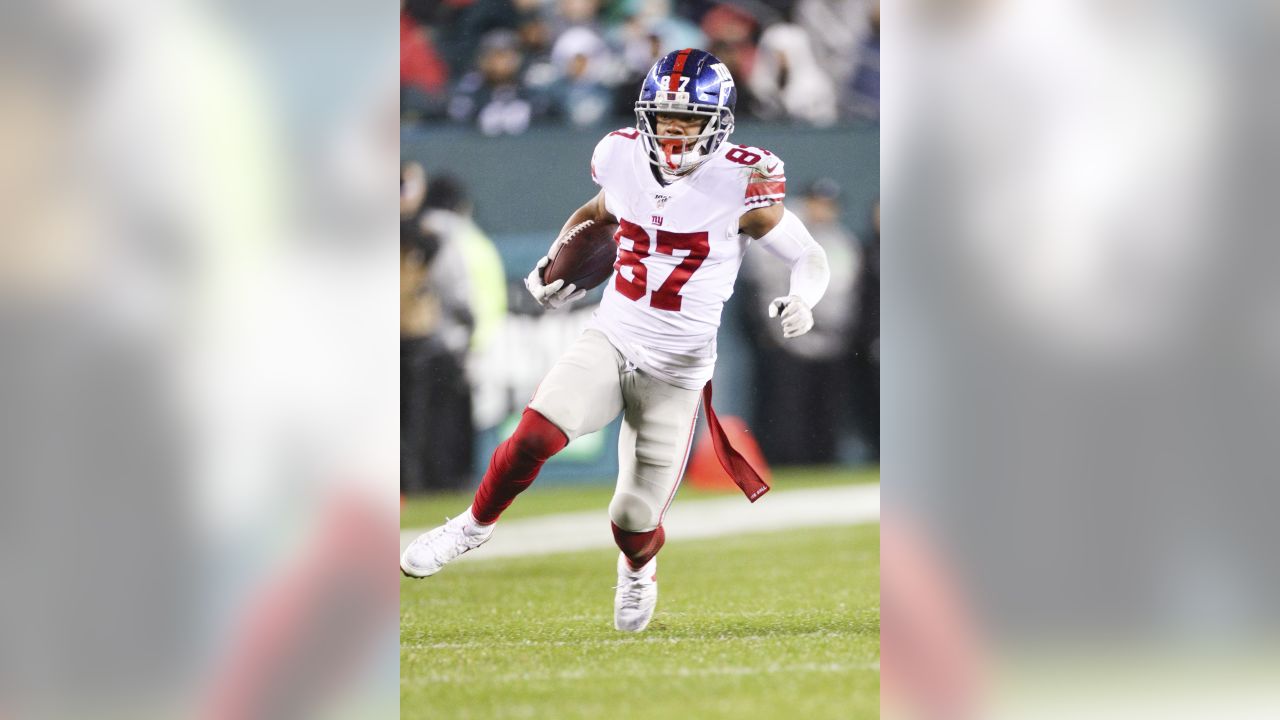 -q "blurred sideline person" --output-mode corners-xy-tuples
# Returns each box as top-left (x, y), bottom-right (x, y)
(850, 199), (879, 459)
(402, 49), (832, 633)
(399, 164), (479, 494)
(400, 162), (443, 495)
(420, 174), (508, 361)
(743, 178), (861, 464)
(411, 175), (501, 492)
